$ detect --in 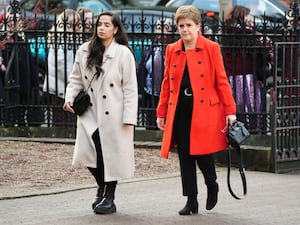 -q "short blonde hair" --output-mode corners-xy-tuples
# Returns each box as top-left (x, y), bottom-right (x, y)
(175, 5), (201, 25)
